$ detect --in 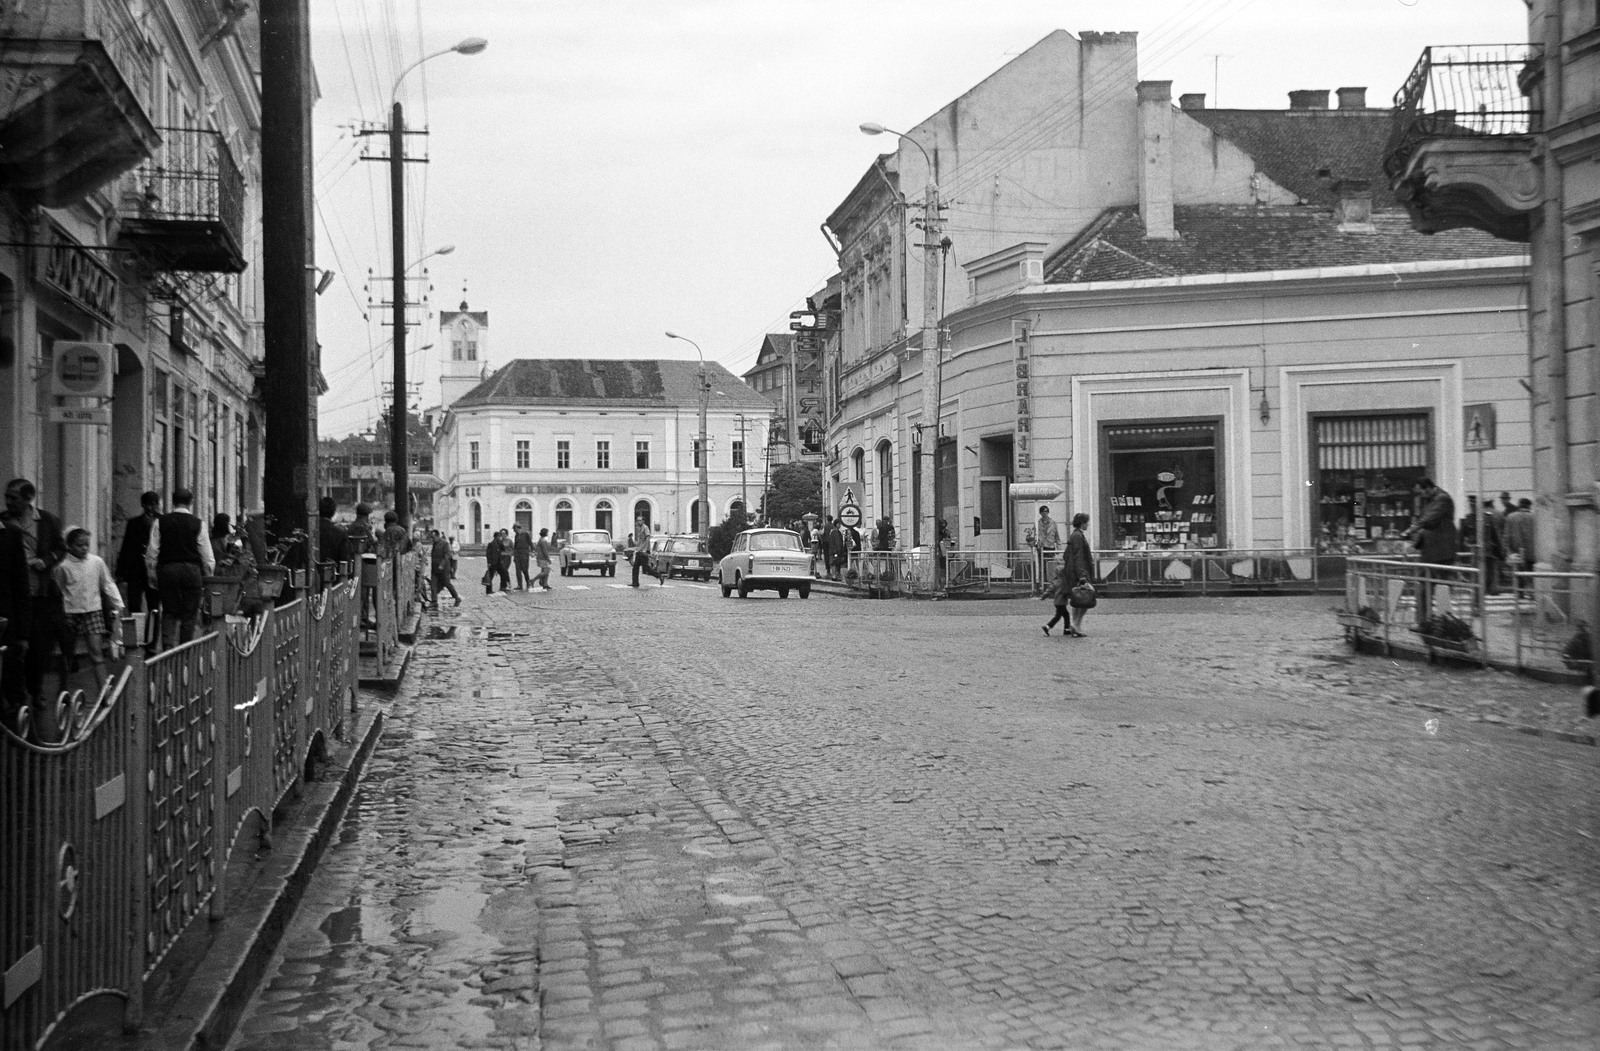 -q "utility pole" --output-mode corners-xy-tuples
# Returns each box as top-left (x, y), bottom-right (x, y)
(919, 174), (942, 556)
(259, 0), (317, 558)
(698, 366), (710, 547)
(389, 101), (408, 527)
(736, 413), (748, 514)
